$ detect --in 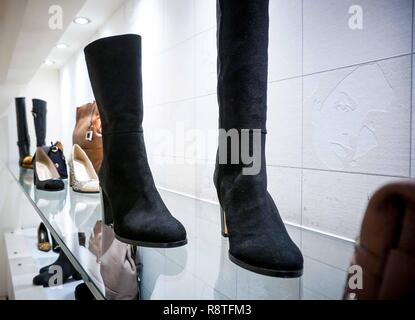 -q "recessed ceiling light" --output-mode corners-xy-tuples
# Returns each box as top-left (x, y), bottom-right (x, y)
(56, 43), (69, 49)
(44, 60), (55, 66)
(73, 17), (91, 25)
